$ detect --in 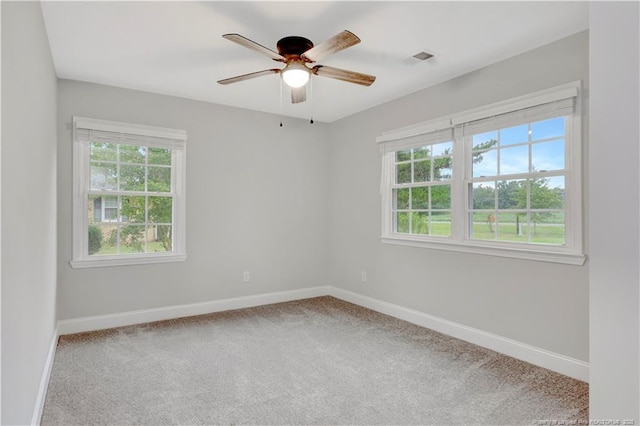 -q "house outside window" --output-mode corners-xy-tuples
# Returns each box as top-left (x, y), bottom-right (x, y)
(71, 117), (187, 268)
(378, 82), (584, 265)
(92, 196), (119, 222)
